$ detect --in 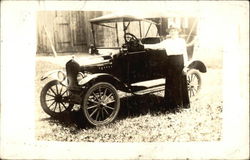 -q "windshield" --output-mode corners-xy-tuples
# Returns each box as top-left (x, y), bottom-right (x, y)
(91, 15), (198, 56)
(93, 20), (158, 48)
